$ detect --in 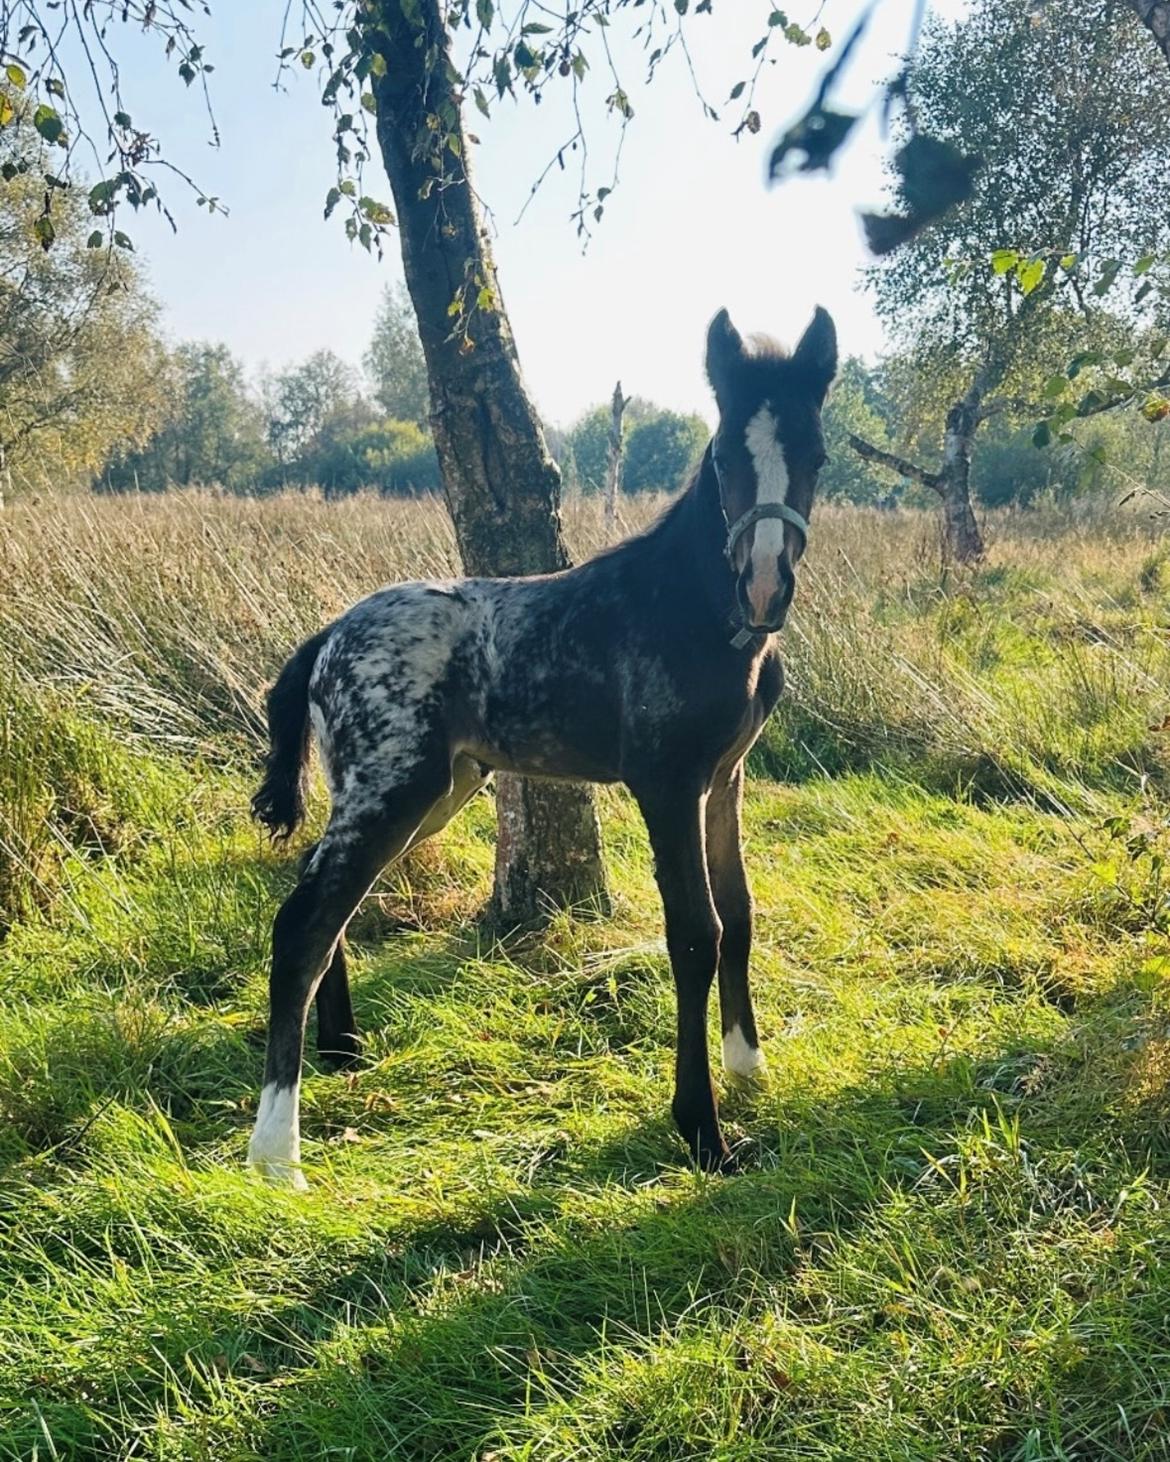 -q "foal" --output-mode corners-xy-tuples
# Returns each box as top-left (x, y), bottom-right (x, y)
(249, 305), (837, 1185)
